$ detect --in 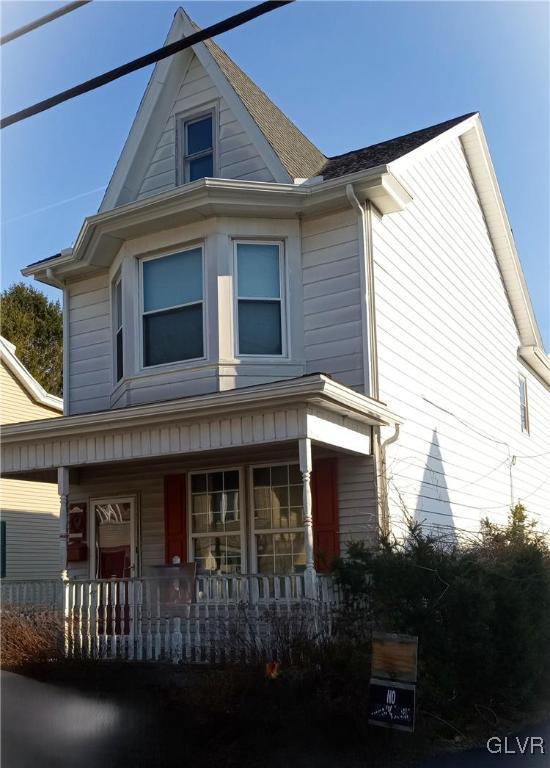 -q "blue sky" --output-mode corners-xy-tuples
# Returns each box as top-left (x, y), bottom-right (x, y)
(1, 1), (548, 347)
